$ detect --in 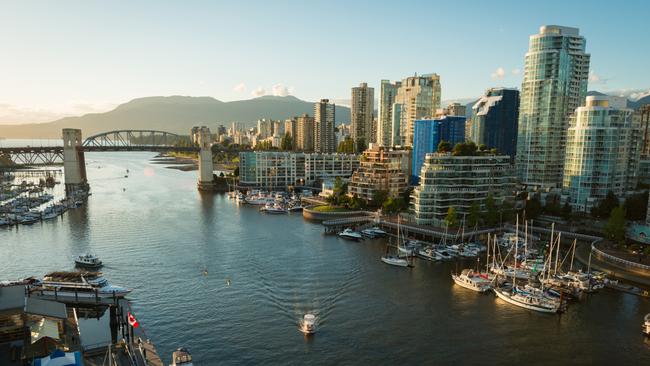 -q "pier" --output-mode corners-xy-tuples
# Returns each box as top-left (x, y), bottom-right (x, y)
(323, 214), (502, 243)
